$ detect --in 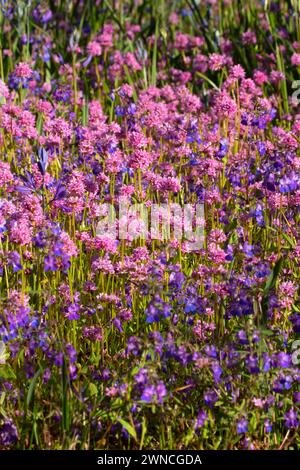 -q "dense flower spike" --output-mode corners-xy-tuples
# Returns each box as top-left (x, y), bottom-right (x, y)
(0, 0), (299, 451)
